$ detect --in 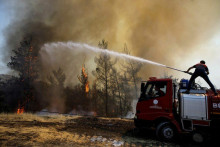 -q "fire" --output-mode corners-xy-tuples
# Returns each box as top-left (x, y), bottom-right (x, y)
(17, 107), (24, 114)
(78, 65), (89, 93)
(85, 83), (89, 93)
(82, 66), (89, 93)
(17, 101), (25, 114)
